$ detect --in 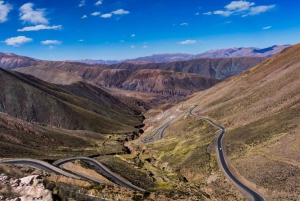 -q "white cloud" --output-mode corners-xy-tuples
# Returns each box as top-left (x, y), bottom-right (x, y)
(79, 39), (84, 42)
(249, 5), (275, 15)
(95, 0), (102, 6)
(225, 1), (255, 11)
(101, 13), (112, 18)
(91, 12), (101, 16)
(131, 45), (134, 48)
(41, 40), (61, 45)
(111, 9), (129, 15)
(180, 22), (188, 26)
(19, 3), (48, 24)
(143, 46), (148, 48)
(82, 15), (87, 19)
(263, 26), (272, 30)
(131, 34), (135, 37)
(214, 10), (233, 17)
(210, 1), (275, 17)
(178, 40), (196, 45)
(48, 46), (54, 49)
(4, 36), (32, 46)
(195, 12), (199, 15)
(203, 12), (212, 15)
(17, 24), (62, 32)
(79, 0), (85, 7)
(0, 1), (12, 23)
